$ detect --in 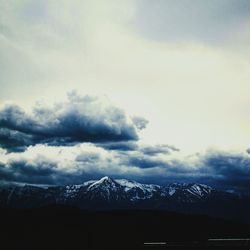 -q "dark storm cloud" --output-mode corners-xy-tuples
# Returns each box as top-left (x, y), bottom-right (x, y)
(0, 158), (58, 185)
(118, 148), (188, 173)
(98, 142), (179, 155)
(127, 155), (165, 169)
(97, 141), (138, 151)
(0, 157), (93, 185)
(75, 151), (101, 163)
(200, 151), (250, 191)
(0, 93), (147, 152)
(130, 158), (191, 176)
(0, 128), (34, 152)
(134, 0), (250, 44)
(122, 149), (250, 193)
(140, 144), (179, 156)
